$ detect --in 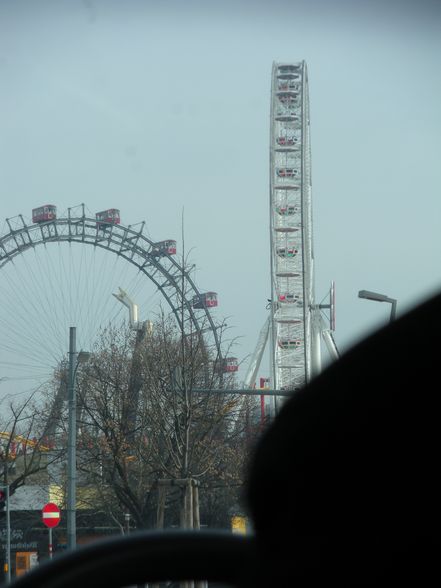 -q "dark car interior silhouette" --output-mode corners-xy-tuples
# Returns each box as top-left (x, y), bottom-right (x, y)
(10, 291), (440, 587)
